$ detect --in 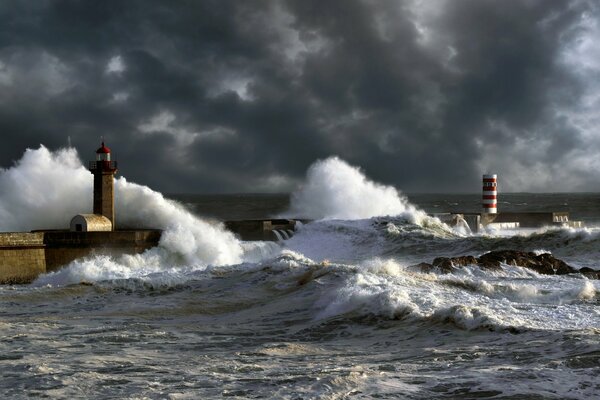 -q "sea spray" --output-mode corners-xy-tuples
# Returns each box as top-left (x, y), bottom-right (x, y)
(284, 156), (427, 222)
(0, 146), (92, 231)
(114, 177), (244, 266)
